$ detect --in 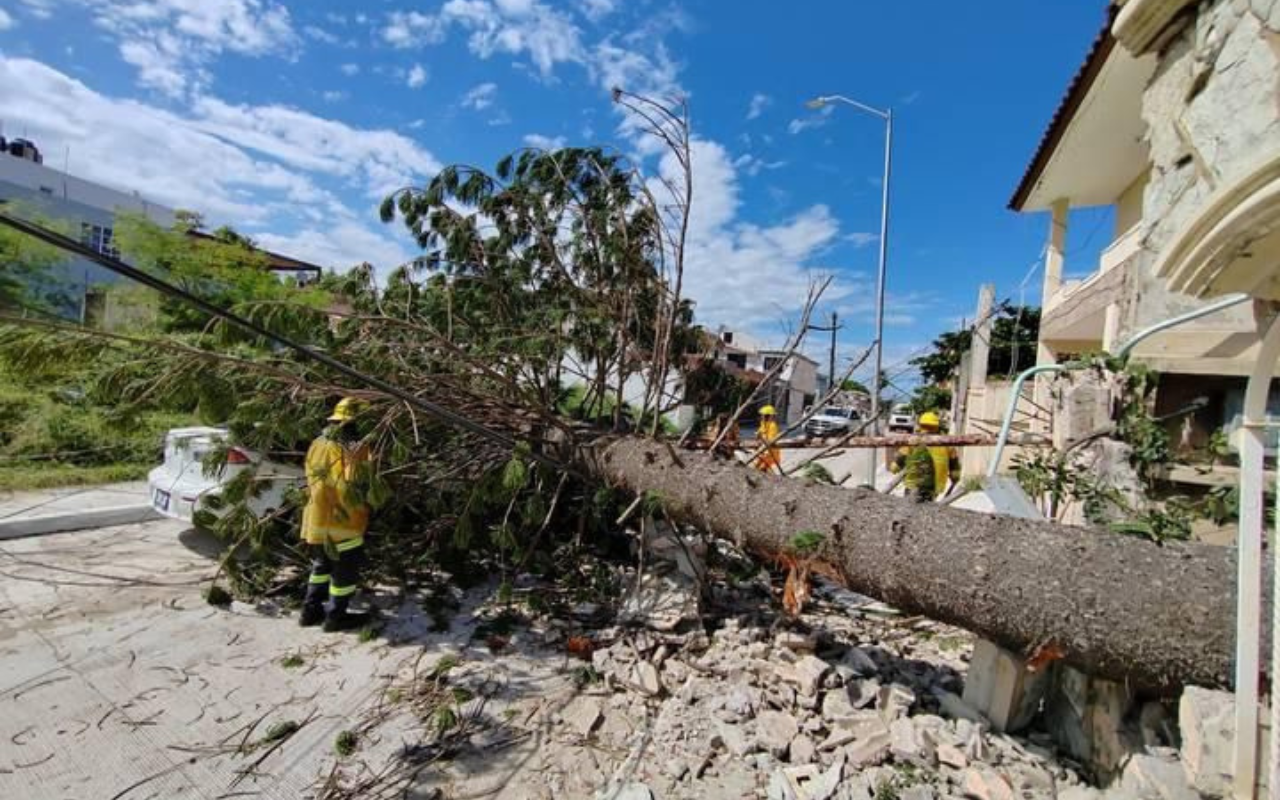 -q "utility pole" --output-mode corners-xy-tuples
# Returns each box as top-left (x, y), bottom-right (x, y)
(805, 311), (843, 394)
